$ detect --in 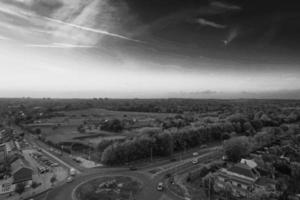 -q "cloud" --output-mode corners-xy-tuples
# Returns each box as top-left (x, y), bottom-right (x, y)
(223, 27), (239, 45)
(197, 18), (227, 29)
(44, 16), (142, 43)
(210, 1), (241, 11)
(25, 42), (97, 48)
(0, 3), (36, 19)
(0, 0), (143, 48)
